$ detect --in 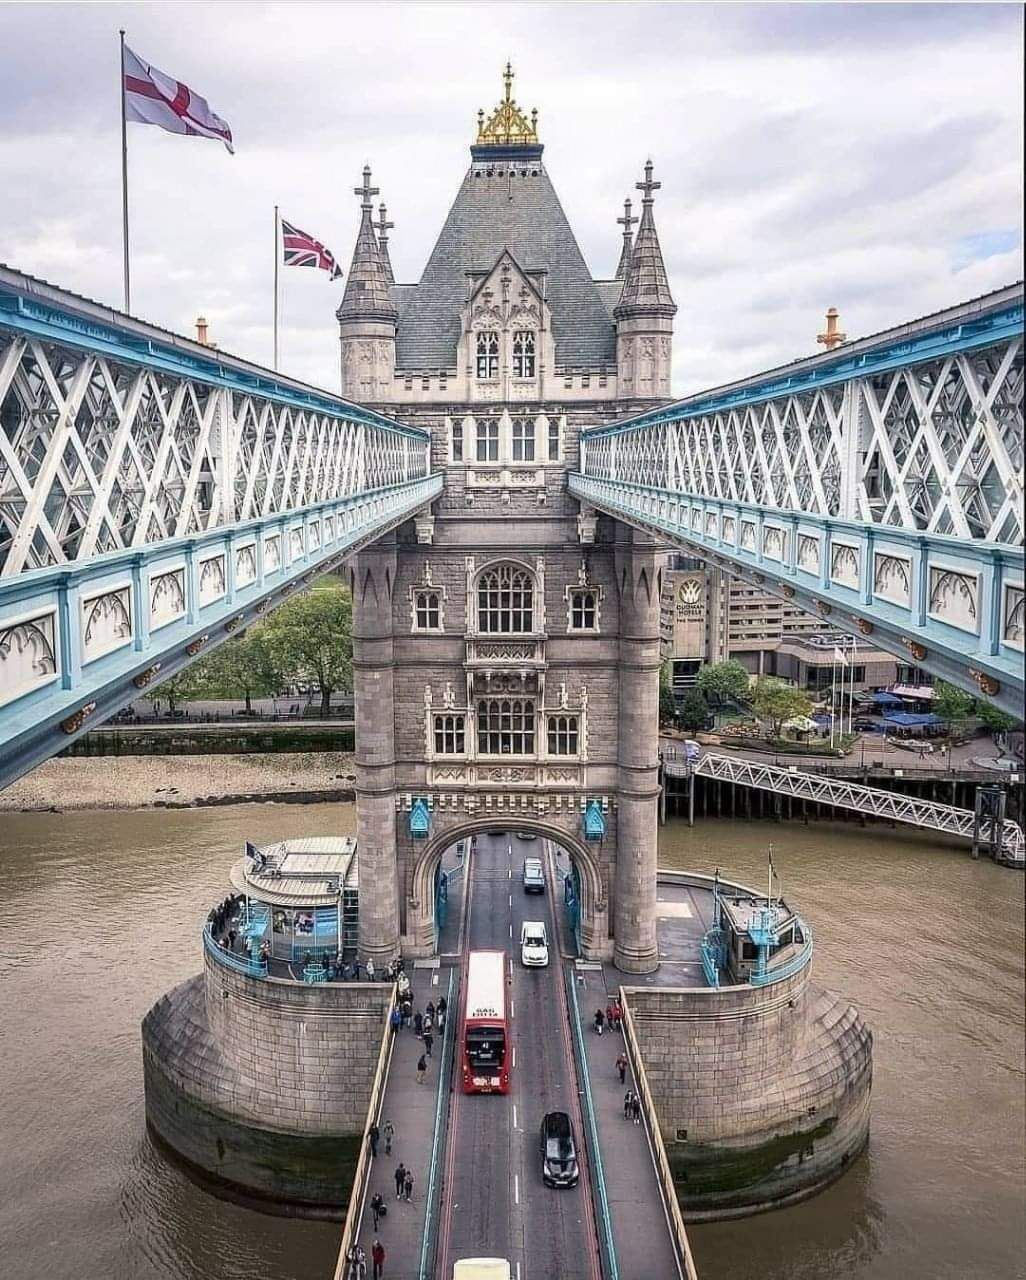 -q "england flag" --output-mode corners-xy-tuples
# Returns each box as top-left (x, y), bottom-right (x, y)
(123, 45), (234, 153)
